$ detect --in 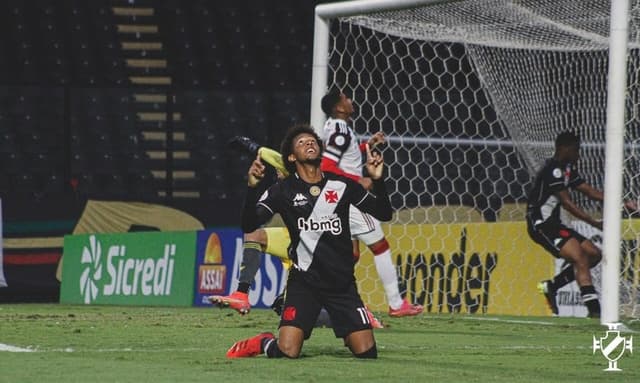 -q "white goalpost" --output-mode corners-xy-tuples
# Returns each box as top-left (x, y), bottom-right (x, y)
(601, 0), (630, 324)
(310, 0), (640, 321)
